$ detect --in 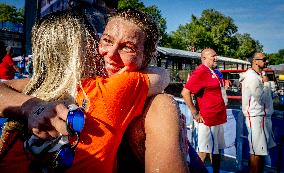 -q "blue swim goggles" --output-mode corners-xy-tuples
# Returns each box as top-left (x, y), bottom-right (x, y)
(24, 104), (85, 172)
